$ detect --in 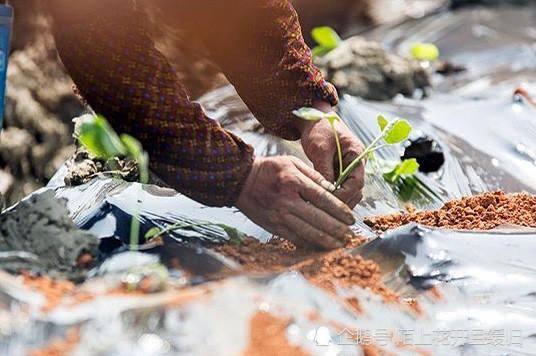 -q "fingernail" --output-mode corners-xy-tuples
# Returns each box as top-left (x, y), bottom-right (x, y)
(321, 180), (336, 192)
